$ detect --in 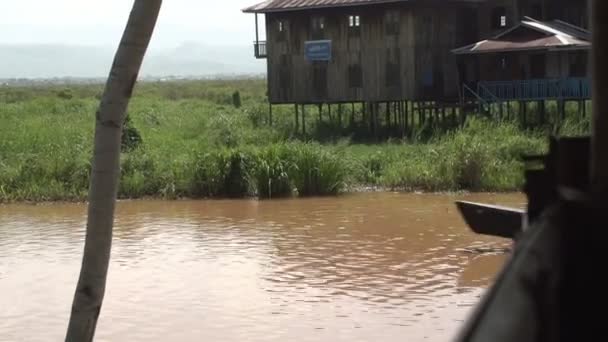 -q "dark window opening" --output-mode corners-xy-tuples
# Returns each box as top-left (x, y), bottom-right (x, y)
(348, 64), (363, 88)
(530, 54), (546, 79)
(386, 62), (400, 87)
(313, 62), (328, 98)
(492, 7), (507, 29)
(422, 67), (434, 88)
(311, 17), (325, 40)
(277, 20), (287, 42)
(348, 15), (361, 36)
(530, 4), (543, 19)
(385, 11), (399, 36)
(279, 55), (290, 92)
(385, 48), (401, 87)
(569, 52), (588, 77)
